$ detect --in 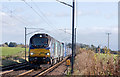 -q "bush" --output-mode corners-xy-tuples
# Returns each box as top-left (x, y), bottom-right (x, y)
(73, 49), (120, 75)
(4, 42), (8, 46)
(8, 42), (17, 47)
